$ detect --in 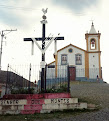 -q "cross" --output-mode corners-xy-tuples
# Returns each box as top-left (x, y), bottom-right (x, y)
(24, 8), (64, 92)
(90, 18), (95, 26)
